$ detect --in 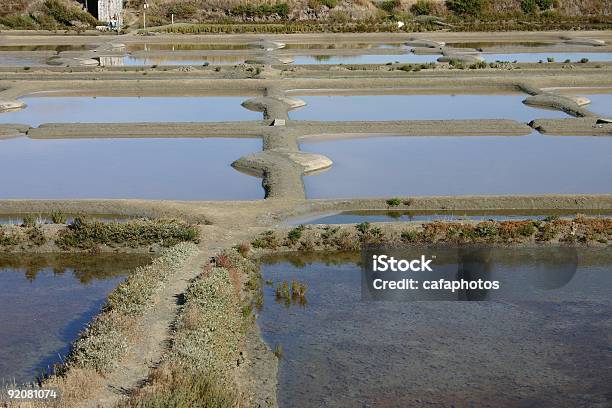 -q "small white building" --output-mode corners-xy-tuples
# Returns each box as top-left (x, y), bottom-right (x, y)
(79, 0), (123, 27)
(98, 0), (123, 27)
